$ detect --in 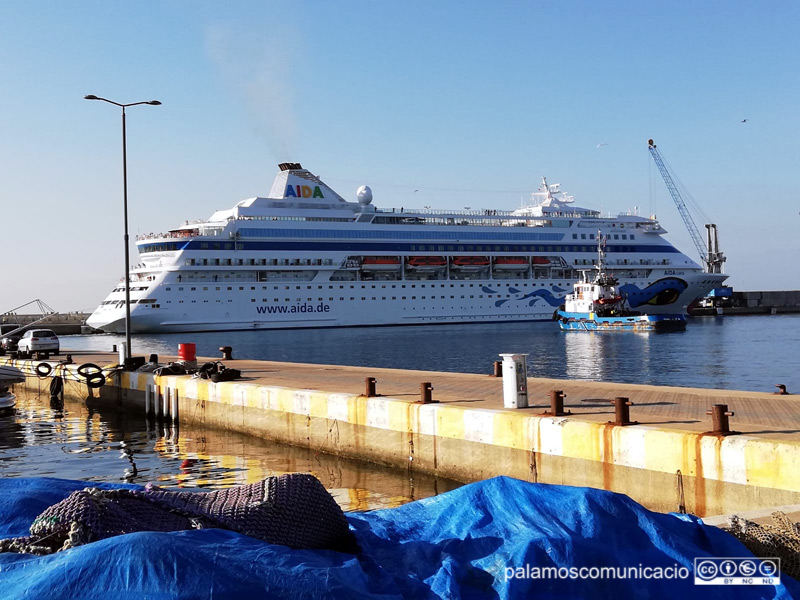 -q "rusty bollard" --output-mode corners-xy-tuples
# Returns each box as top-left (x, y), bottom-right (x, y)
(706, 404), (738, 435)
(219, 346), (233, 360)
(542, 390), (570, 416)
(609, 397), (638, 426)
(365, 377), (377, 397)
(492, 361), (502, 377)
(420, 382), (436, 404)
